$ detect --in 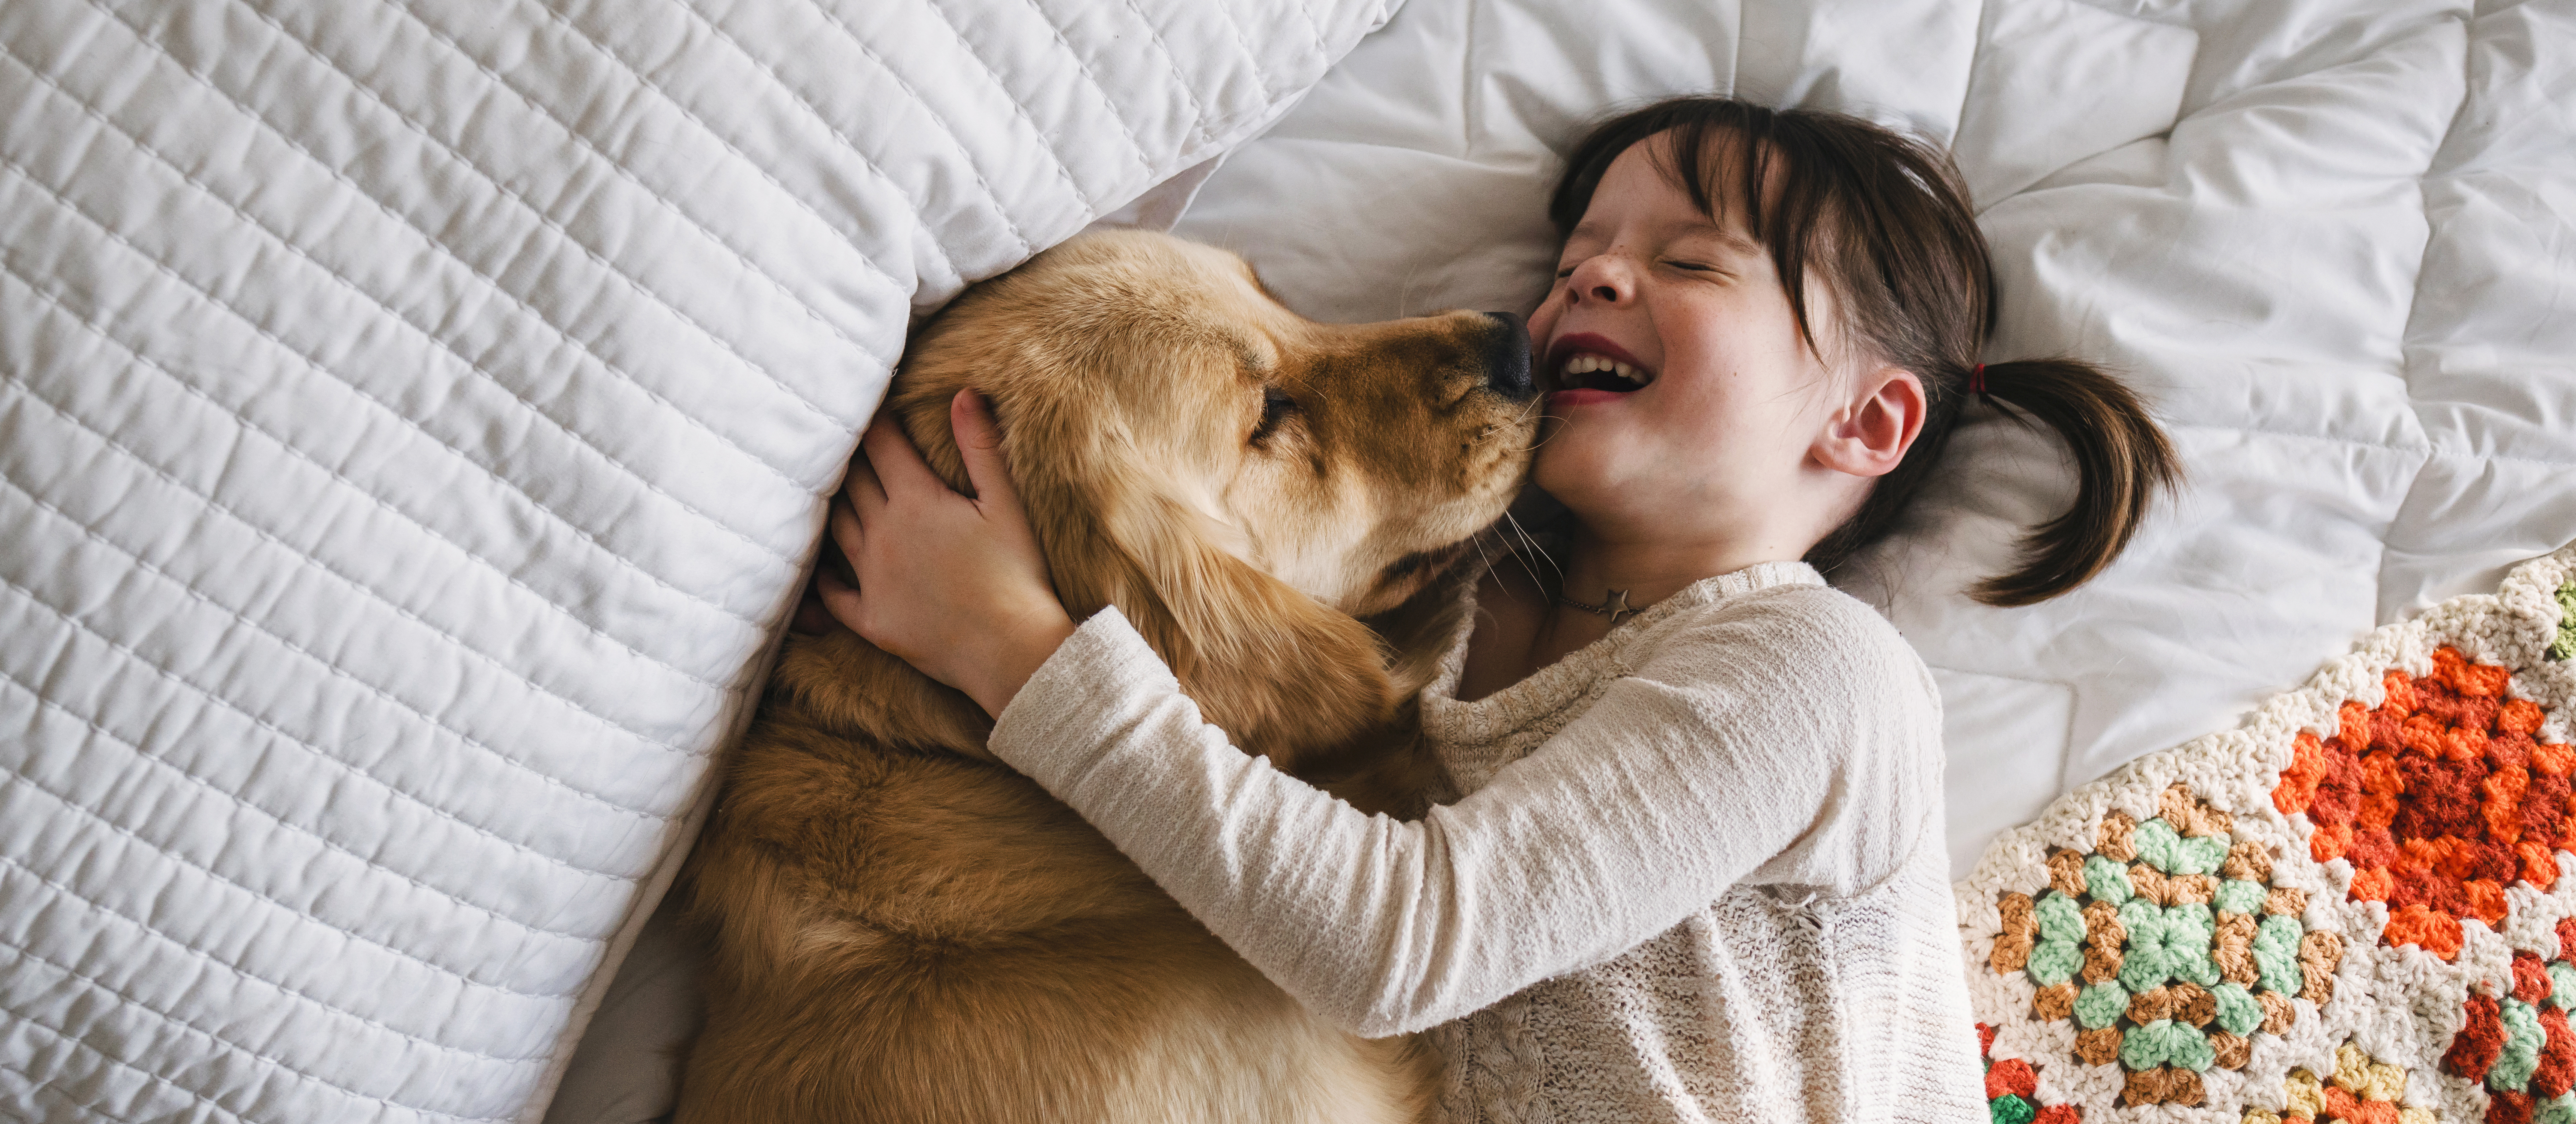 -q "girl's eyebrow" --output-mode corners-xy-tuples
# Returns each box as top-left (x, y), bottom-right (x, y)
(1662, 218), (1763, 256)
(1562, 217), (1762, 258)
